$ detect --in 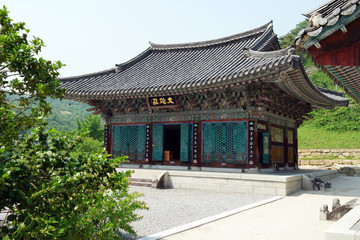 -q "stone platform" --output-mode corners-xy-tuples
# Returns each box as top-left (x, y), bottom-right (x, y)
(119, 165), (337, 196)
